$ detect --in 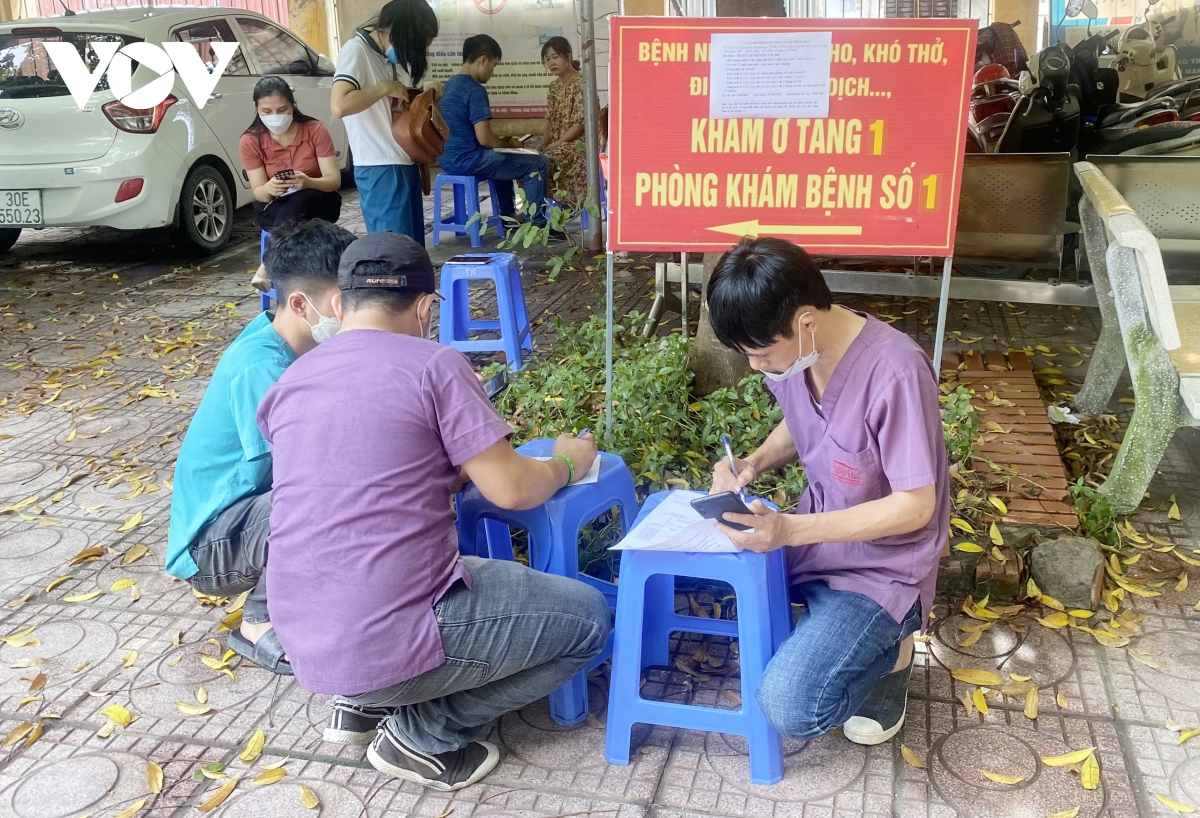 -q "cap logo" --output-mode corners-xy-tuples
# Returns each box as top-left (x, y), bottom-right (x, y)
(363, 275), (407, 286)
